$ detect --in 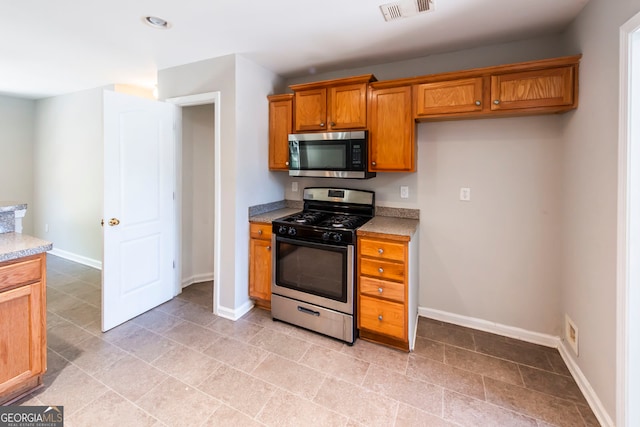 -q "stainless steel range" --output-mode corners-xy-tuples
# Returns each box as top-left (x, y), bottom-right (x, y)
(271, 187), (375, 344)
